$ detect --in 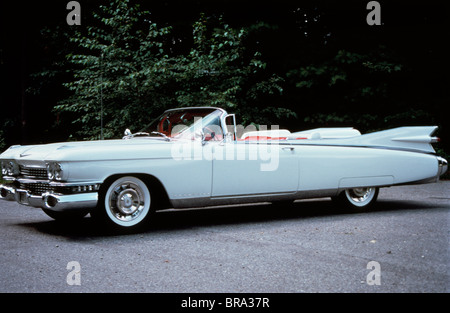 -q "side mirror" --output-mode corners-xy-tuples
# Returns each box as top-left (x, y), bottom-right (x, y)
(123, 128), (132, 139)
(195, 130), (206, 145)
